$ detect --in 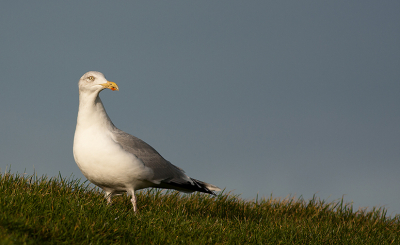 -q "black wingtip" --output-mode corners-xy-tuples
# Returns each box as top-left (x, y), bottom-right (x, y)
(191, 178), (217, 195)
(159, 178), (216, 195)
